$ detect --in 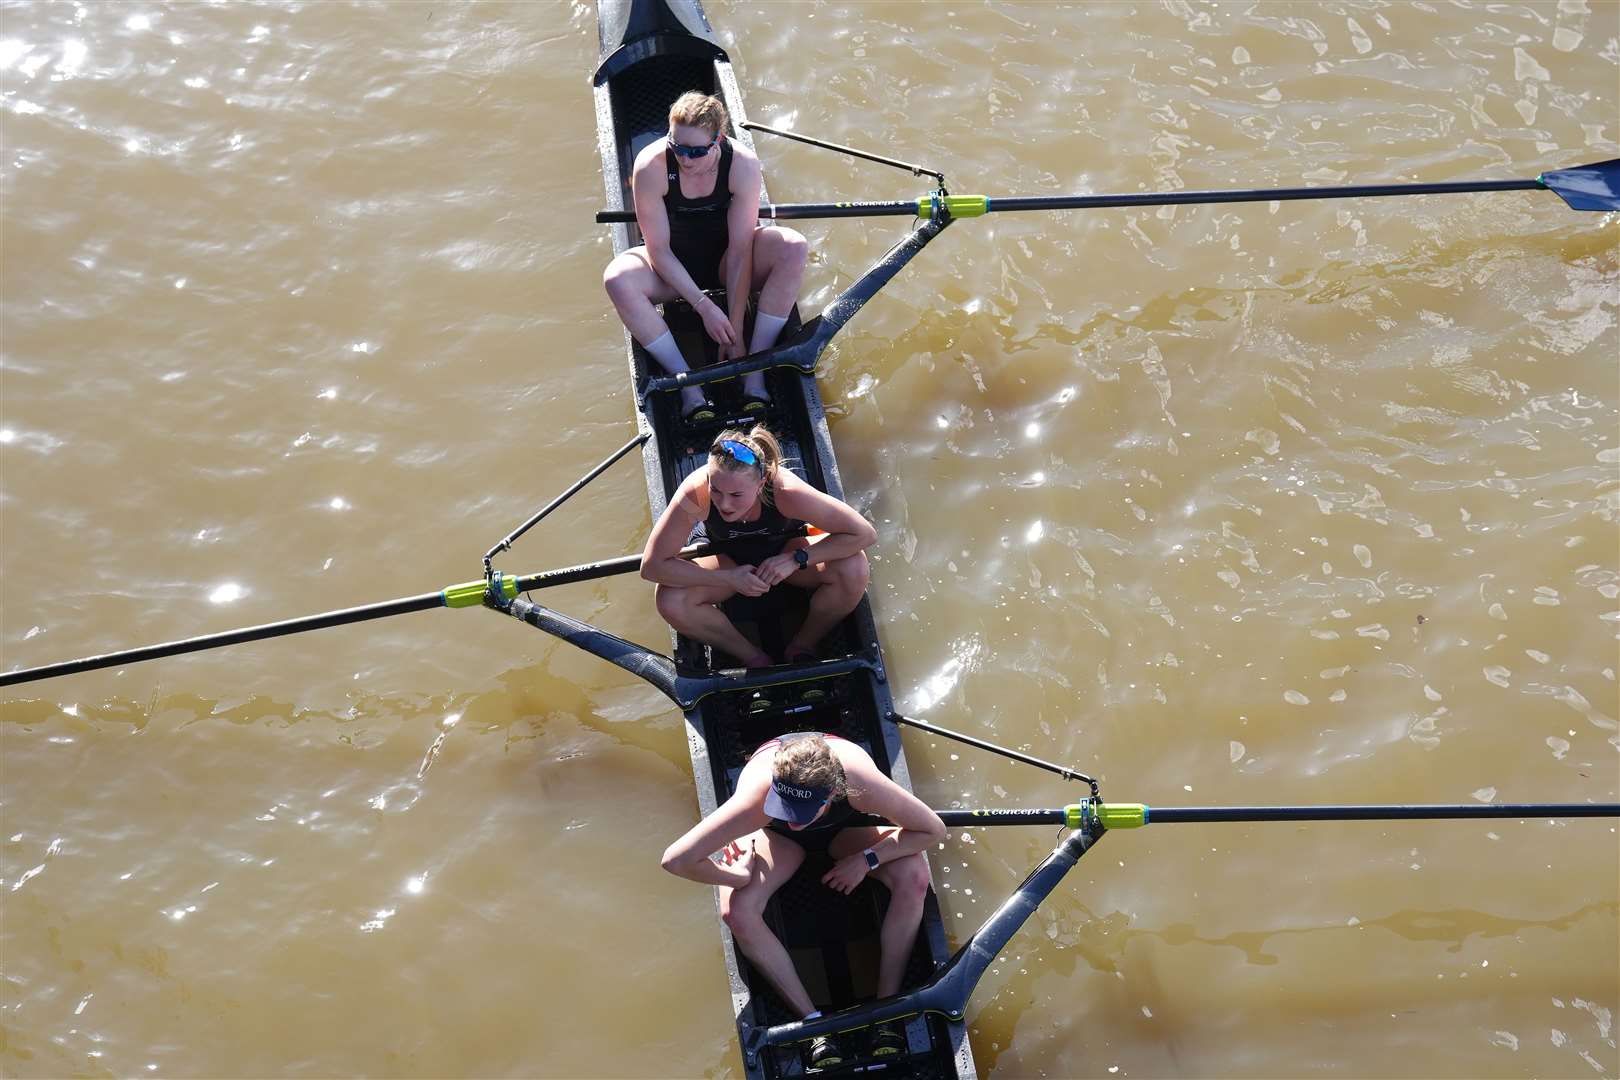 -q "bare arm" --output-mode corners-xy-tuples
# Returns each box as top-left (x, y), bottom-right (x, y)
(772, 473), (878, 565)
(843, 747), (947, 864)
(722, 147), (763, 343)
(640, 468), (737, 588)
(660, 769), (772, 887)
(632, 146), (713, 311)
